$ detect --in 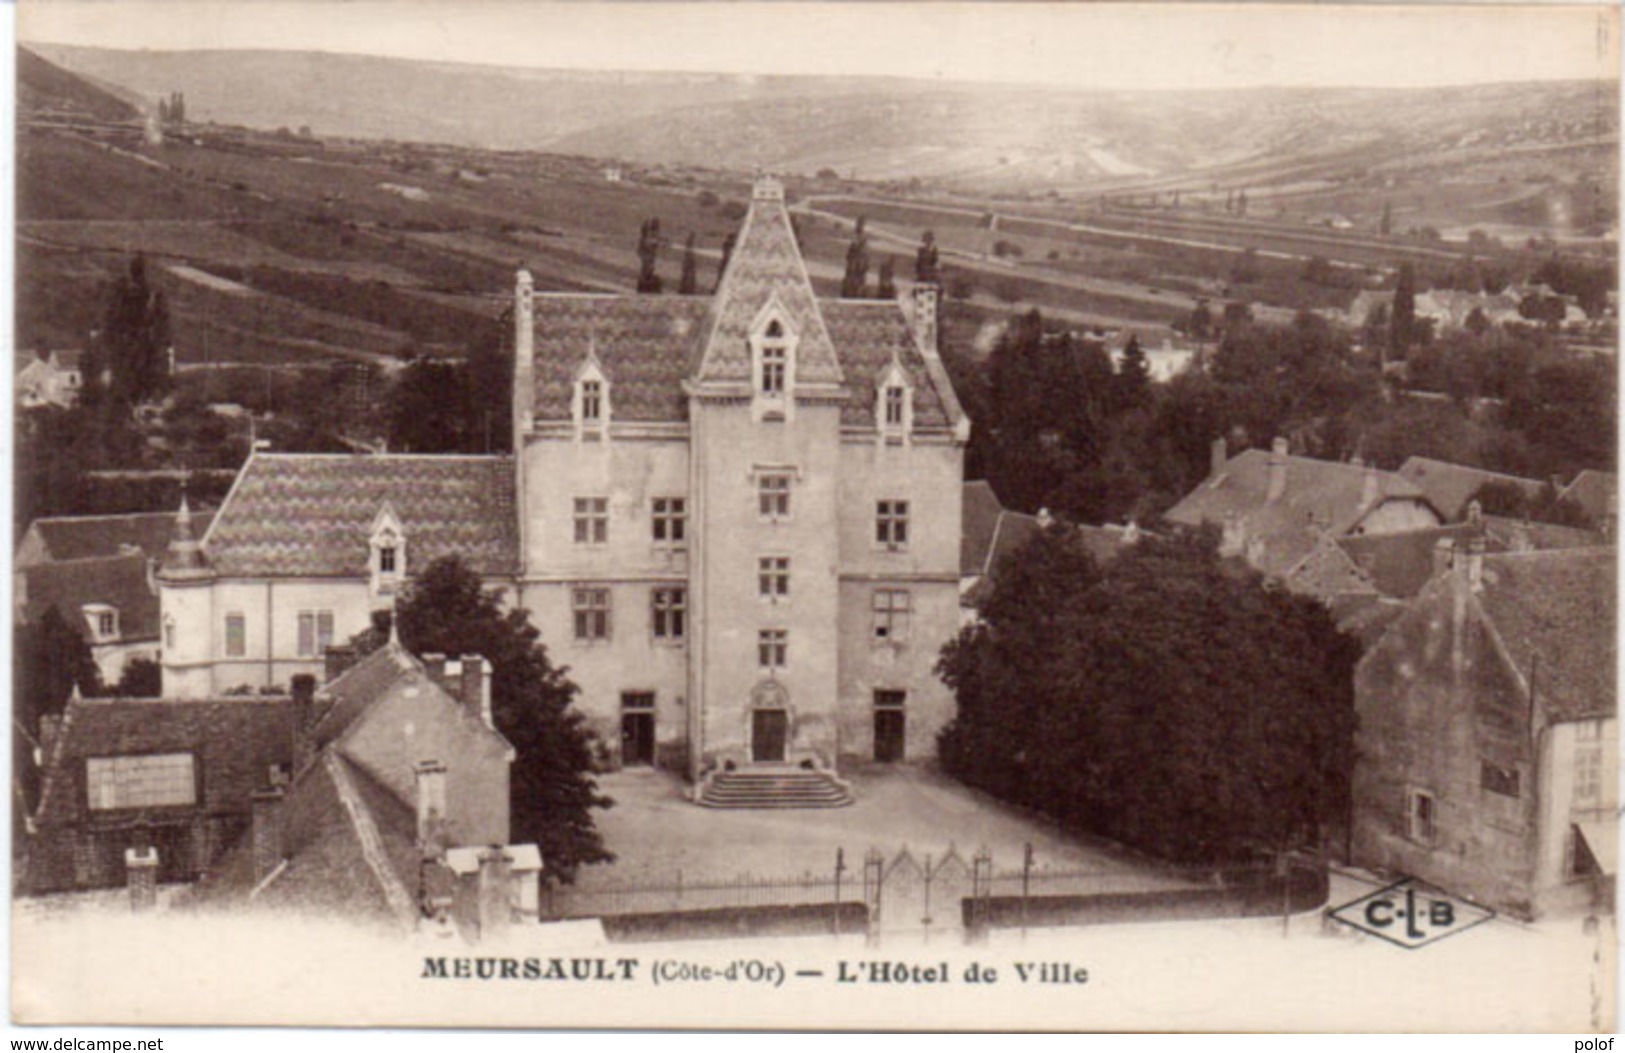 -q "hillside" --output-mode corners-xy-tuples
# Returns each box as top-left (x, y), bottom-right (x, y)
(26, 43), (1618, 193)
(18, 46), (140, 122)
